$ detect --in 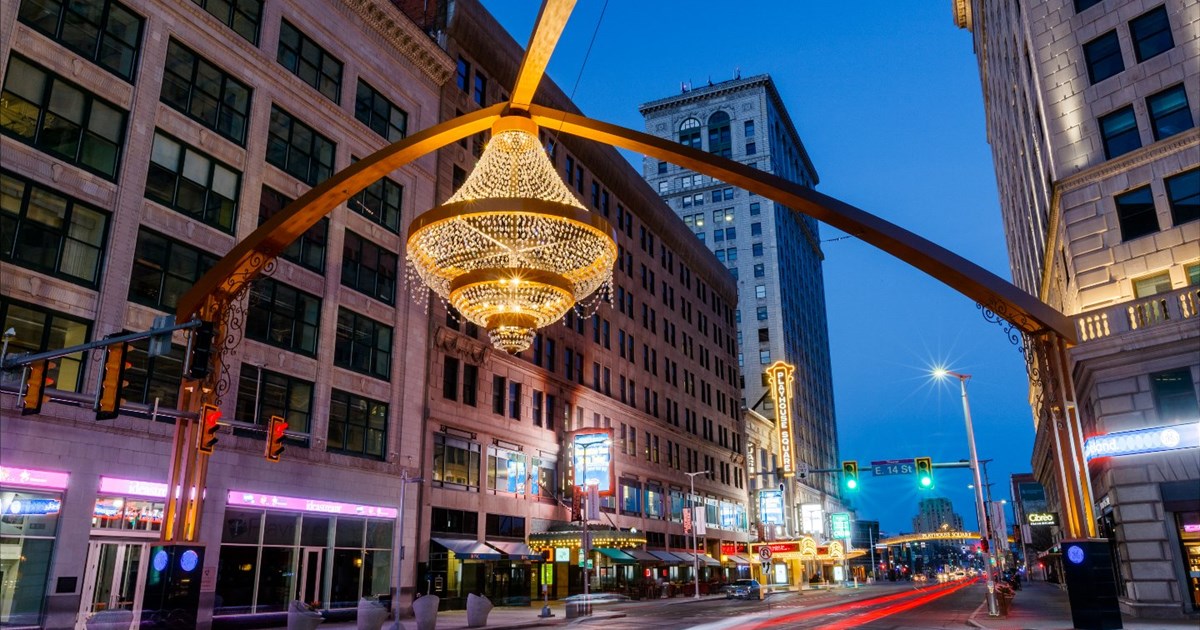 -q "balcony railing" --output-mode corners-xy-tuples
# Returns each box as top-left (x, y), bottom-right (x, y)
(1076, 285), (1200, 342)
